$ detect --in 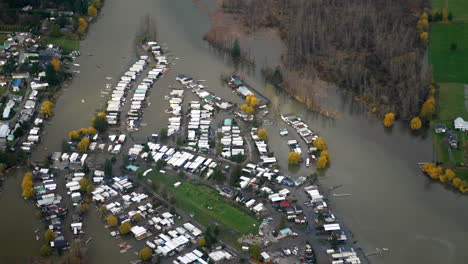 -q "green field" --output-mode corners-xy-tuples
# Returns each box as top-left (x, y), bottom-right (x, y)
(0, 34), (8, 44)
(438, 83), (468, 120)
(42, 37), (79, 53)
(148, 172), (258, 236)
(432, 0), (468, 21)
(429, 23), (468, 83)
(454, 168), (468, 181)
